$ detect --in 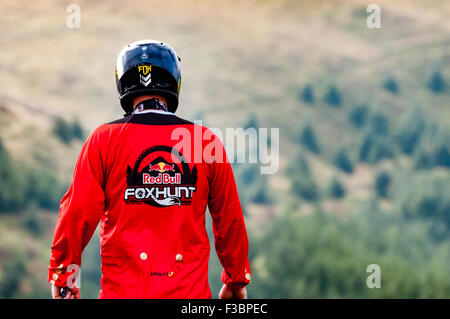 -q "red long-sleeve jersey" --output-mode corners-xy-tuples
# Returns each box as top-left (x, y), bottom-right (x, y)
(48, 110), (251, 298)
